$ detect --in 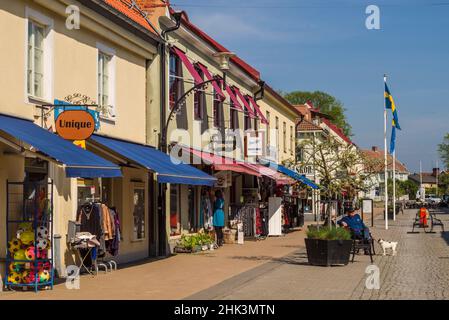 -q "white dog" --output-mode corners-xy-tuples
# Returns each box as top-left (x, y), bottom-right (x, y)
(377, 239), (398, 256)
